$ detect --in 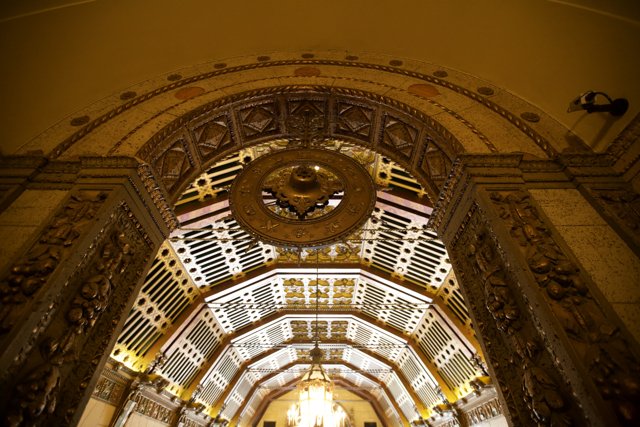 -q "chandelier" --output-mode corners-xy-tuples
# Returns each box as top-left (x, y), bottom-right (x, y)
(287, 254), (348, 427)
(286, 345), (347, 427)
